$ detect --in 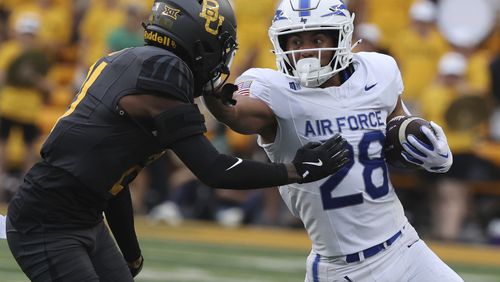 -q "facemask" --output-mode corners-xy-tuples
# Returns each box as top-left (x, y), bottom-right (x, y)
(293, 58), (333, 88)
